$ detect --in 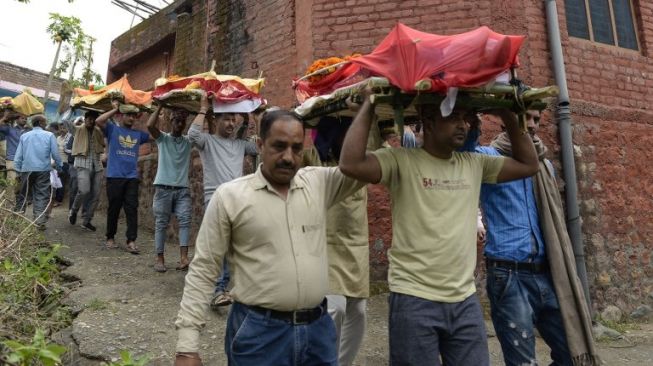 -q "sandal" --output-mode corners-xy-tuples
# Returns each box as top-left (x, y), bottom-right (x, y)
(105, 239), (118, 249)
(176, 261), (190, 271)
(154, 261), (167, 273)
(125, 241), (140, 255)
(210, 292), (233, 309)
